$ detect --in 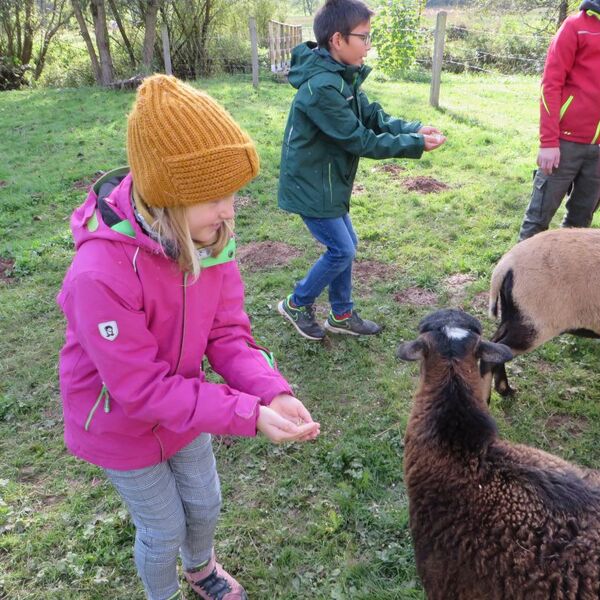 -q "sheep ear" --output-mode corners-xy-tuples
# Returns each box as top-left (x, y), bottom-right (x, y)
(397, 339), (426, 361)
(476, 340), (513, 364)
